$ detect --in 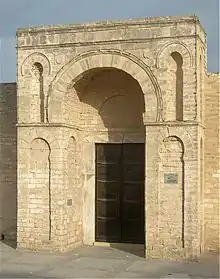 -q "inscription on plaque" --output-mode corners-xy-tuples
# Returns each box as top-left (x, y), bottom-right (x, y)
(164, 173), (178, 184)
